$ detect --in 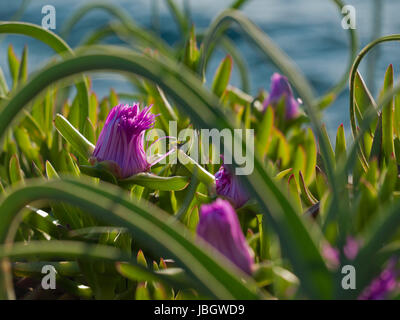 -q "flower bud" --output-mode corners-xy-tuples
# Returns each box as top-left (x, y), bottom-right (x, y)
(92, 104), (156, 178)
(263, 73), (299, 119)
(197, 199), (254, 274)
